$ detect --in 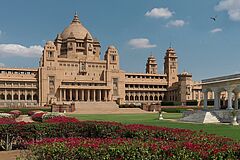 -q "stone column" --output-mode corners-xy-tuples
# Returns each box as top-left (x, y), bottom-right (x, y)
(18, 90), (20, 100)
(93, 90), (95, 102)
(11, 90), (13, 101)
(99, 90), (101, 101)
(81, 90), (84, 101)
(63, 89), (66, 101)
(203, 89), (208, 109)
(4, 89), (6, 100)
(213, 89), (220, 110)
(87, 90), (90, 101)
(108, 90), (111, 101)
(69, 89), (72, 101)
(31, 90), (34, 101)
(76, 89), (78, 101)
(104, 90), (107, 101)
(234, 92), (239, 110)
(25, 90), (27, 101)
(227, 90), (233, 110)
